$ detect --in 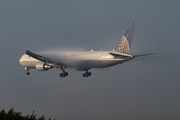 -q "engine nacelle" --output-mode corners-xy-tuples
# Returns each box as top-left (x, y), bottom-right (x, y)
(35, 62), (52, 71)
